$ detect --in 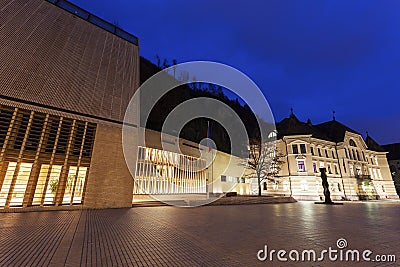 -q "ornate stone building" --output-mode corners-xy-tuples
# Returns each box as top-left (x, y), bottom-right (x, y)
(0, 0), (396, 210)
(260, 113), (398, 201)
